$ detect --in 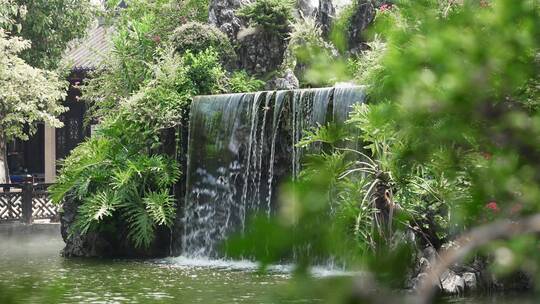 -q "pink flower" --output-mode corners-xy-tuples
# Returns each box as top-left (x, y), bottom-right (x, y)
(152, 35), (161, 43)
(379, 4), (393, 12)
(486, 201), (500, 213)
